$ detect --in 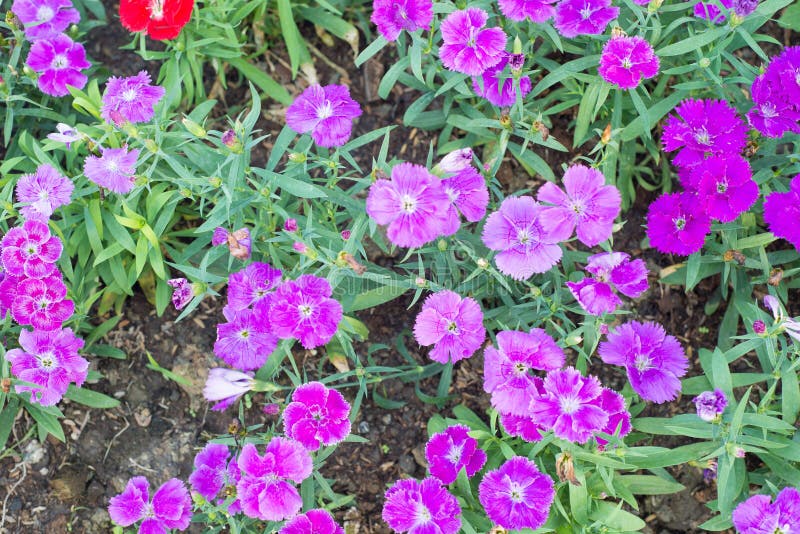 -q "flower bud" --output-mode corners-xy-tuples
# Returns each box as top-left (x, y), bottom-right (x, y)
(508, 53), (525, 73)
(284, 218), (298, 232)
(434, 147), (473, 174)
(437, 239), (448, 251)
(288, 152), (306, 163)
(753, 320), (766, 335)
(341, 229), (351, 240)
(415, 277), (427, 288)
(699, 57), (711, 68)
(182, 117), (206, 138)
(221, 130), (243, 153)
(477, 258), (489, 269)
(208, 176), (222, 187)
(599, 324), (610, 335)
(293, 242), (307, 254)
(263, 403), (280, 415)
